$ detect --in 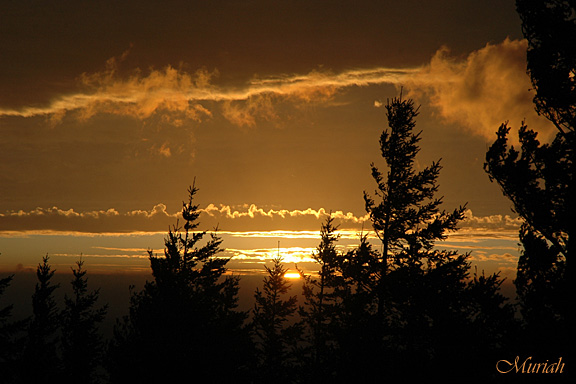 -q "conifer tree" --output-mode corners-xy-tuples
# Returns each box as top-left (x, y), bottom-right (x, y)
(363, 96), (467, 318)
(297, 215), (343, 380)
(251, 256), (300, 384)
(332, 234), (387, 381)
(360, 96), (513, 379)
(61, 259), (108, 384)
(0, 273), (21, 383)
(109, 183), (252, 383)
(484, 0), (575, 357)
(485, 123), (570, 356)
(20, 255), (61, 383)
